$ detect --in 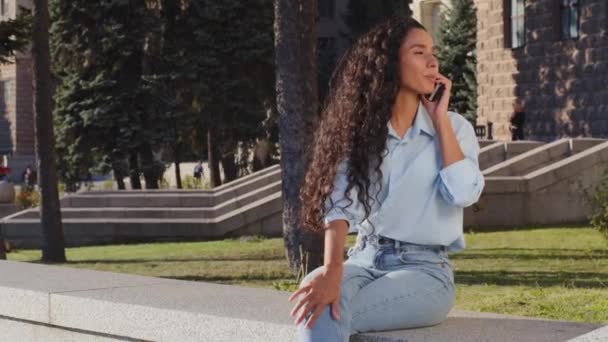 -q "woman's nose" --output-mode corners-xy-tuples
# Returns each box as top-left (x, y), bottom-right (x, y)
(427, 55), (438, 69)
